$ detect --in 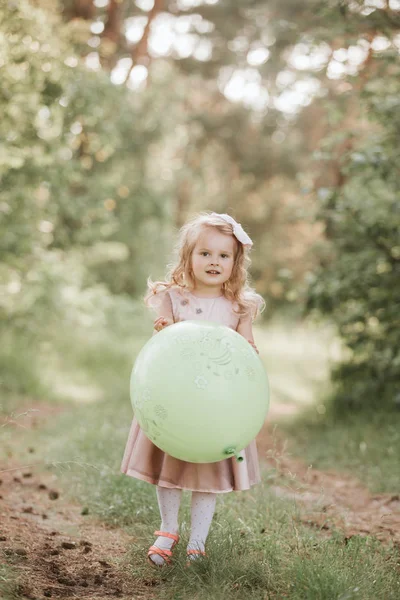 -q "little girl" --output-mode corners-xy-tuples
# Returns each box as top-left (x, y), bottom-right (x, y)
(120, 212), (265, 566)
